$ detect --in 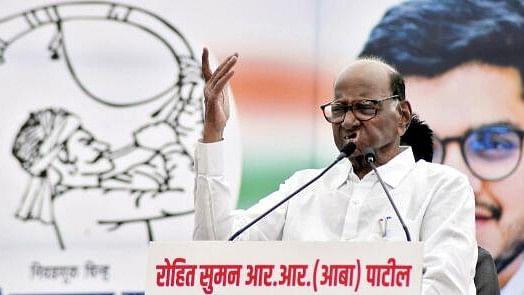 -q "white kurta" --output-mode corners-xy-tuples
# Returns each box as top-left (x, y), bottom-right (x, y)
(194, 142), (477, 294)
